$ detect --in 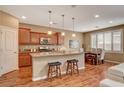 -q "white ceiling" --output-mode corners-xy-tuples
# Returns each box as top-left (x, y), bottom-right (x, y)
(1, 5), (124, 32)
